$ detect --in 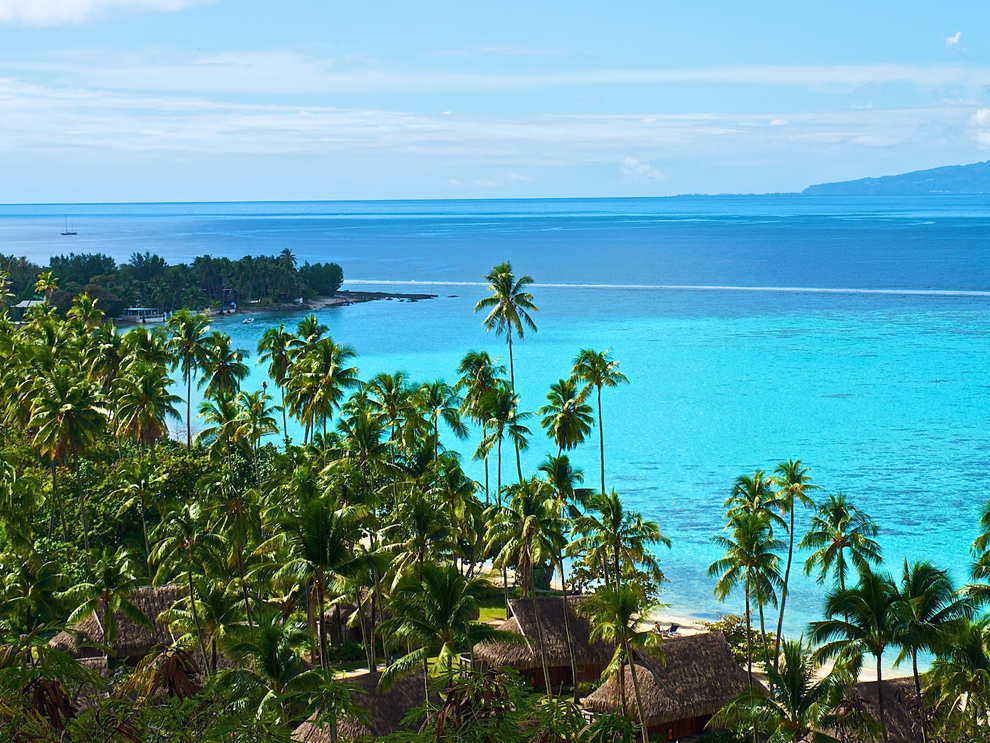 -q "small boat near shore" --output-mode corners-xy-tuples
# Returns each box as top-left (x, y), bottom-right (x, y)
(242, 317), (255, 324)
